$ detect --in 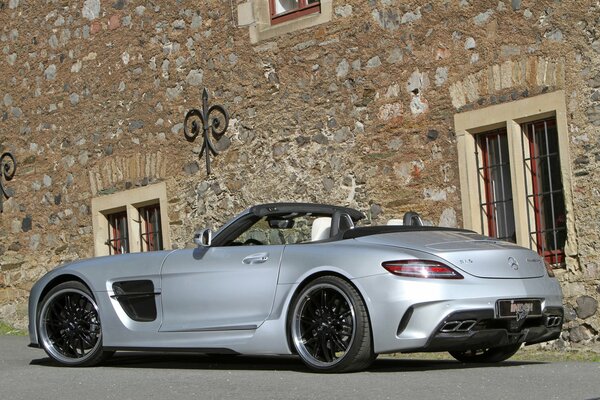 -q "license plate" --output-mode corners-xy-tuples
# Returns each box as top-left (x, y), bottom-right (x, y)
(496, 299), (542, 320)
